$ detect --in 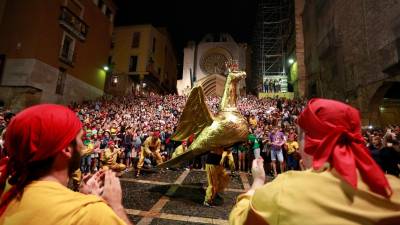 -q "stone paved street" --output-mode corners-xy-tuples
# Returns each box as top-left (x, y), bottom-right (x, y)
(121, 169), (252, 225)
